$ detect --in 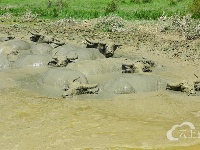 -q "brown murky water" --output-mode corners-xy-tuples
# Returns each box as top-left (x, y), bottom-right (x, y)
(1, 69), (200, 150)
